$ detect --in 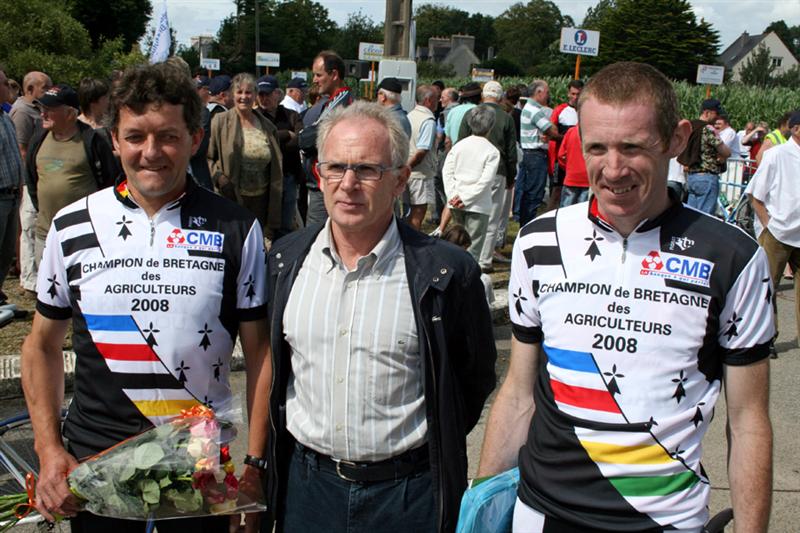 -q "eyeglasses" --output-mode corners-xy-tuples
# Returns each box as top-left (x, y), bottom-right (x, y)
(316, 161), (398, 181)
